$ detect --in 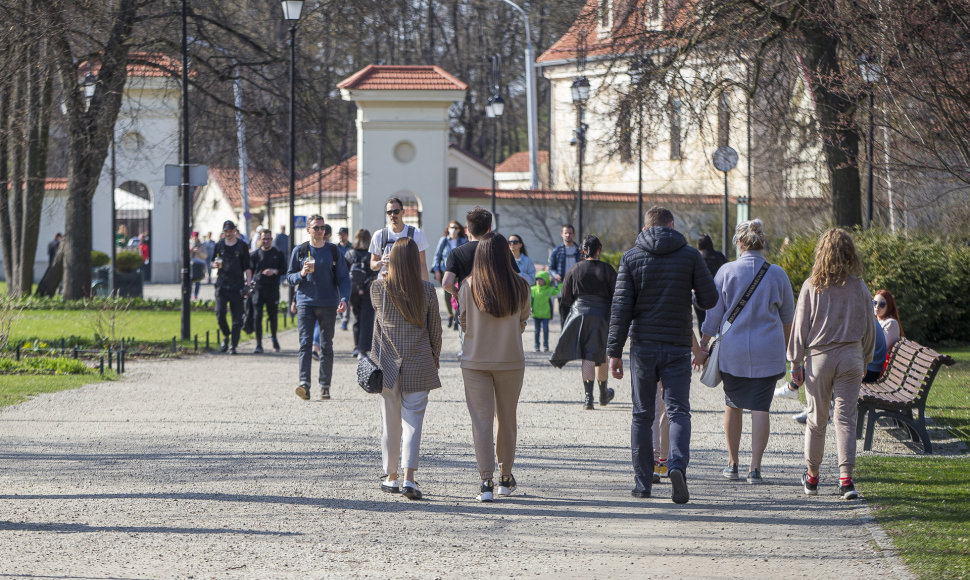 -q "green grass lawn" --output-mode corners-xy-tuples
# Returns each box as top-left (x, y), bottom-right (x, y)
(857, 346), (970, 579)
(0, 374), (109, 408)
